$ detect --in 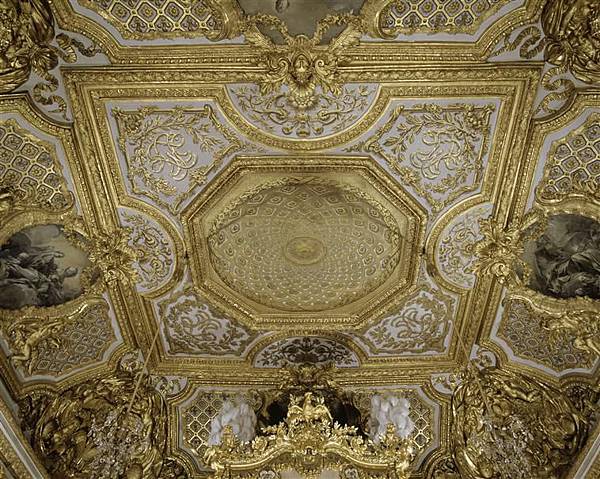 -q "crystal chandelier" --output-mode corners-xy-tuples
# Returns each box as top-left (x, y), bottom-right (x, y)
(450, 335), (585, 479)
(86, 326), (162, 478)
